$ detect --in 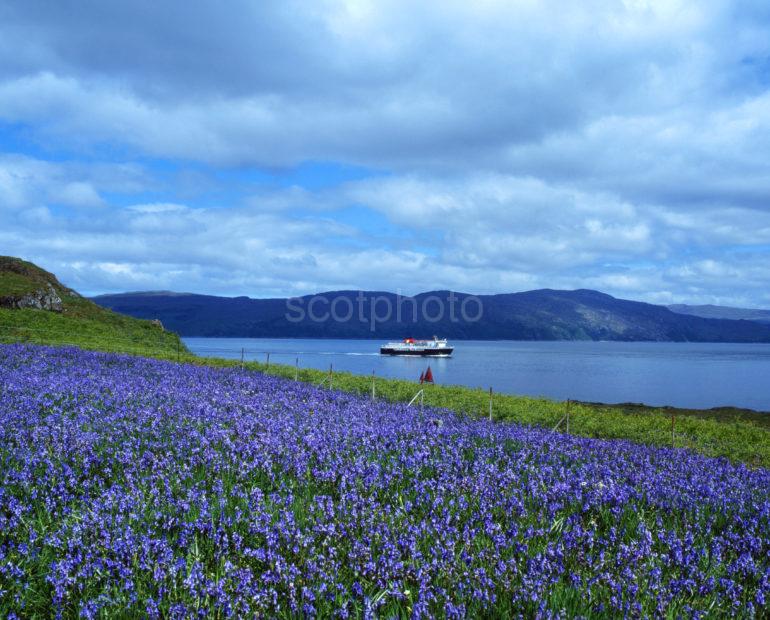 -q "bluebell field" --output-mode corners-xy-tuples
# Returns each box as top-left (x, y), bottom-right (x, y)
(0, 344), (768, 618)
